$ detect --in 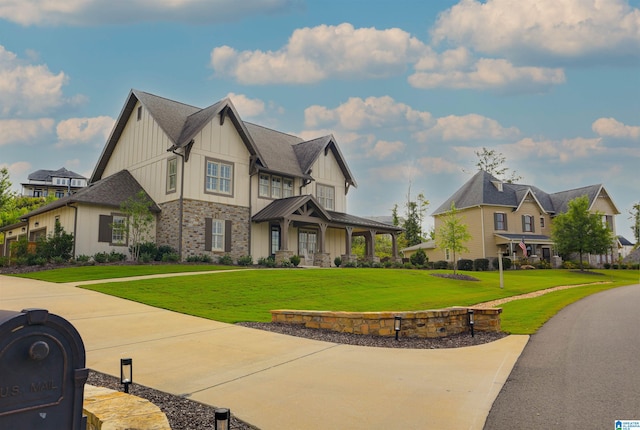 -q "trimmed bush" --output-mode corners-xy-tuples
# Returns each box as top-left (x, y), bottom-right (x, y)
(433, 260), (449, 269)
(218, 254), (233, 265)
(409, 248), (428, 266)
(334, 256), (342, 267)
(93, 252), (109, 263)
(473, 258), (489, 271)
(161, 252), (180, 262)
(492, 257), (513, 270)
(343, 261), (357, 268)
(457, 259), (474, 271)
(258, 256), (276, 268)
(290, 255), (301, 267)
(237, 255), (253, 266)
